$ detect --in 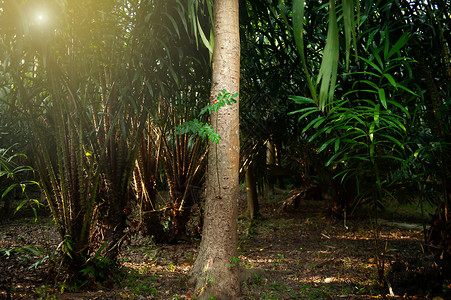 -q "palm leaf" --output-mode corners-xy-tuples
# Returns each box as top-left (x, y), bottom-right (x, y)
(292, 0), (318, 104)
(317, 0), (339, 111)
(342, 0), (357, 70)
